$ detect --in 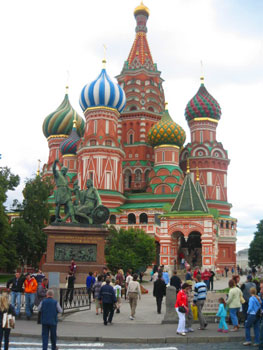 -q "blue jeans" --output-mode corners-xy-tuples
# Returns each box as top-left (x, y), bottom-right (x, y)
(204, 280), (209, 290)
(42, 324), (57, 350)
(245, 314), (260, 343)
(11, 291), (21, 316)
(229, 307), (239, 327)
(259, 318), (263, 349)
(25, 293), (35, 317)
(219, 316), (228, 330)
